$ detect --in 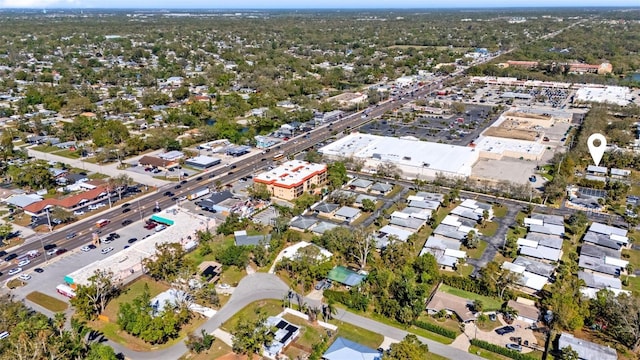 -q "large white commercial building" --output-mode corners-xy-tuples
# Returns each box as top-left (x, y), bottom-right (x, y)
(319, 133), (479, 179)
